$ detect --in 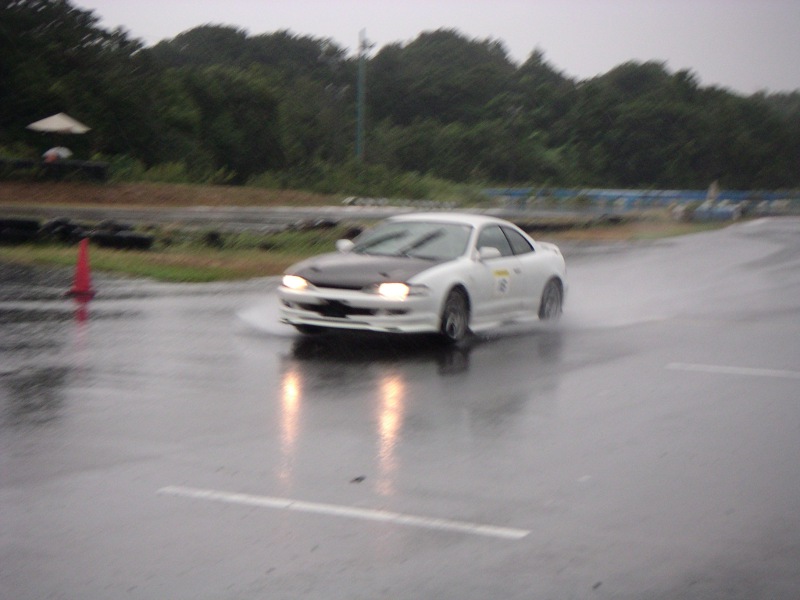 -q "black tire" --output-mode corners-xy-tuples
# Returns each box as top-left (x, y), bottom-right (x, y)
(91, 231), (154, 250)
(0, 218), (40, 245)
(538, 279), (563, 321)
(439, 288), (470, 343)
